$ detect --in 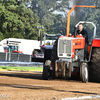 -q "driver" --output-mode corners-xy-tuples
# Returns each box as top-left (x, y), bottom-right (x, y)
(77, 23), (88, 43)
